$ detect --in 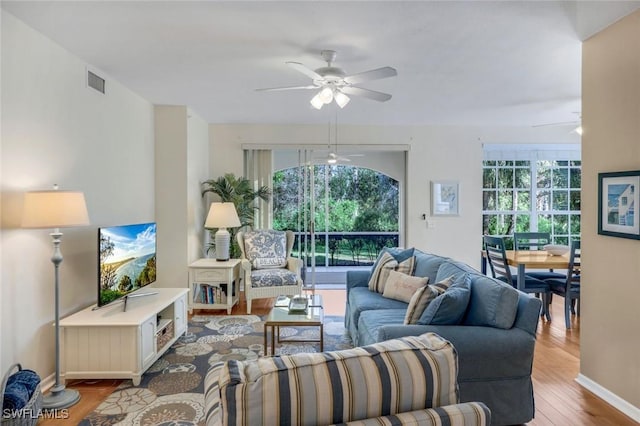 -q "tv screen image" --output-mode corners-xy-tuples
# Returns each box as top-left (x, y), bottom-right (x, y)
(98, 222), (157, 307)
